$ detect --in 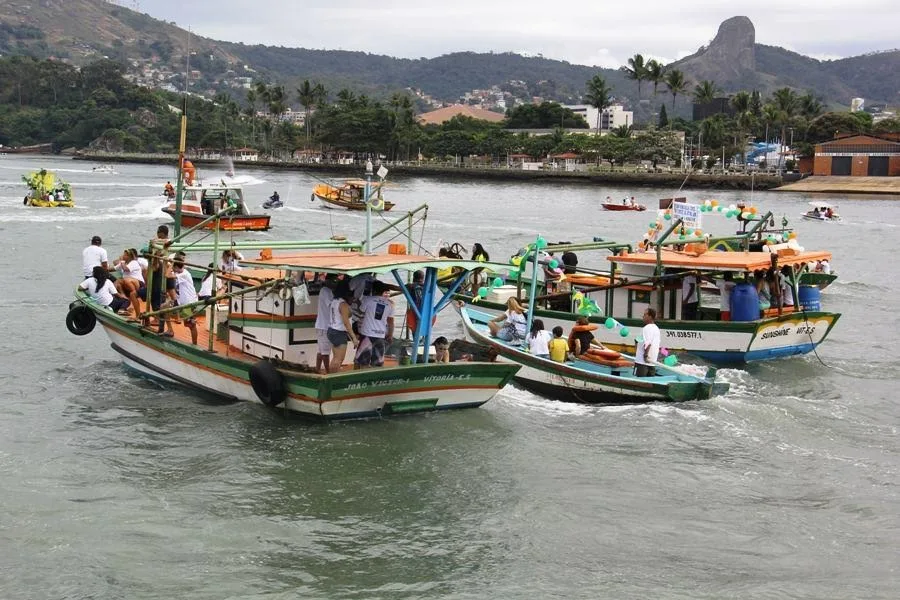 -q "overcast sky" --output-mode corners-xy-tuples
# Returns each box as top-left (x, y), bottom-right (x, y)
(140, 0), (899, 68)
